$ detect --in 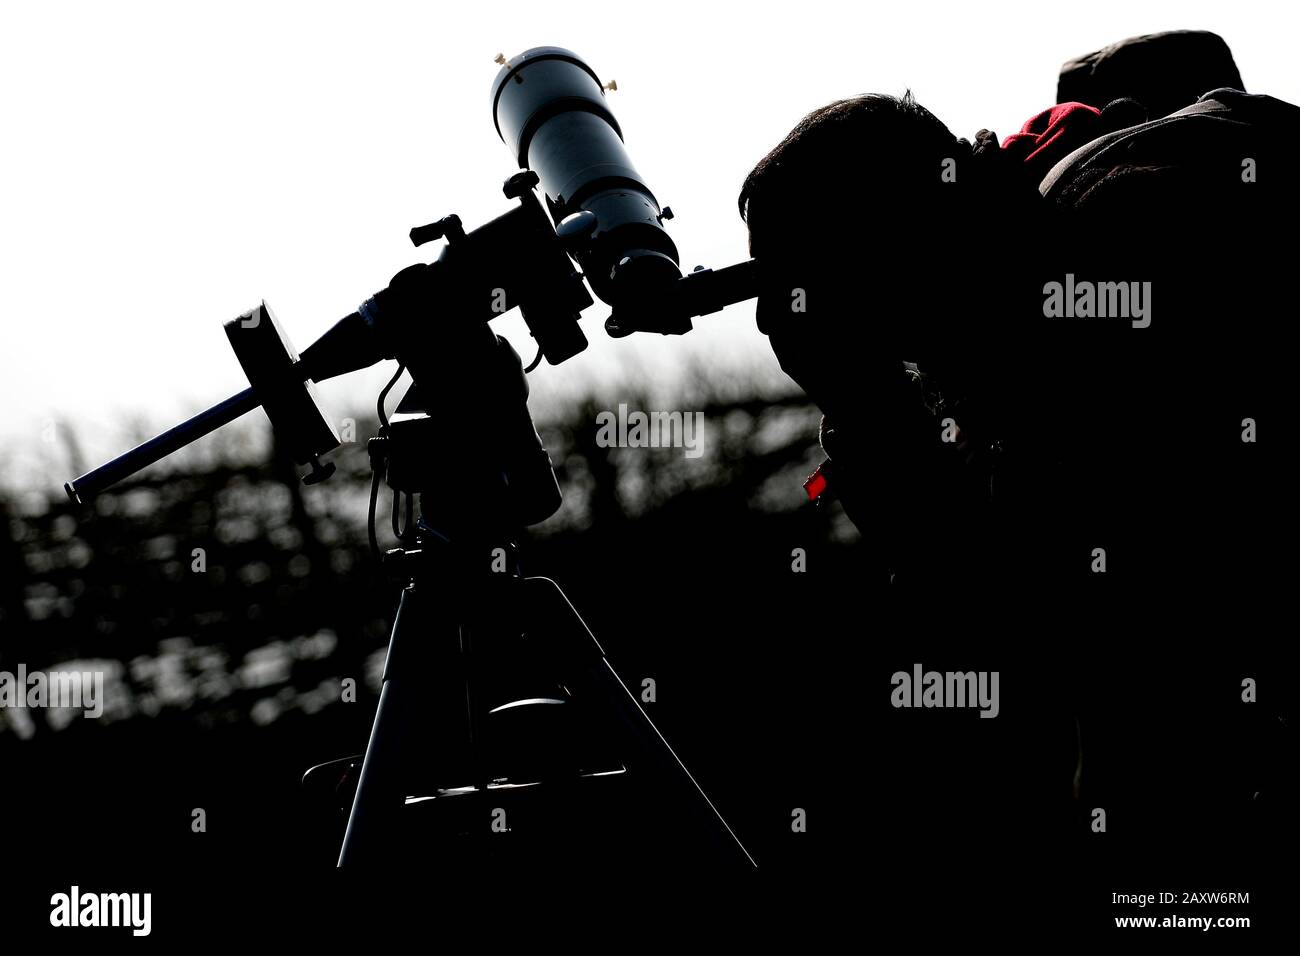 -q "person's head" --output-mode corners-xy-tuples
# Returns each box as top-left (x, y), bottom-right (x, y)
(739, 92), (962, 268)
(738, 93), (1039, 563)
(739, 93), (980, 431)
